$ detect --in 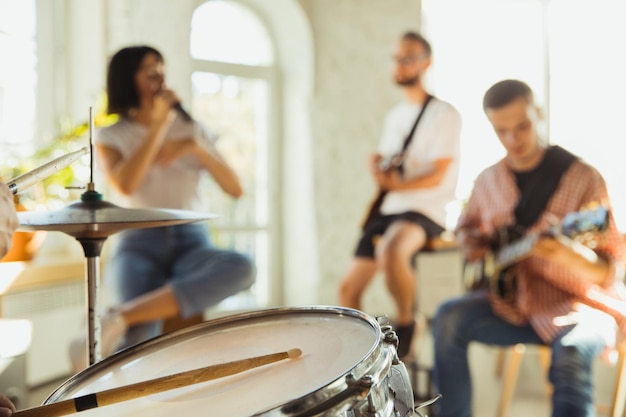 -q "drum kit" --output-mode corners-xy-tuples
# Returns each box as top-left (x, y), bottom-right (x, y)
(5, 111), (440, 416)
